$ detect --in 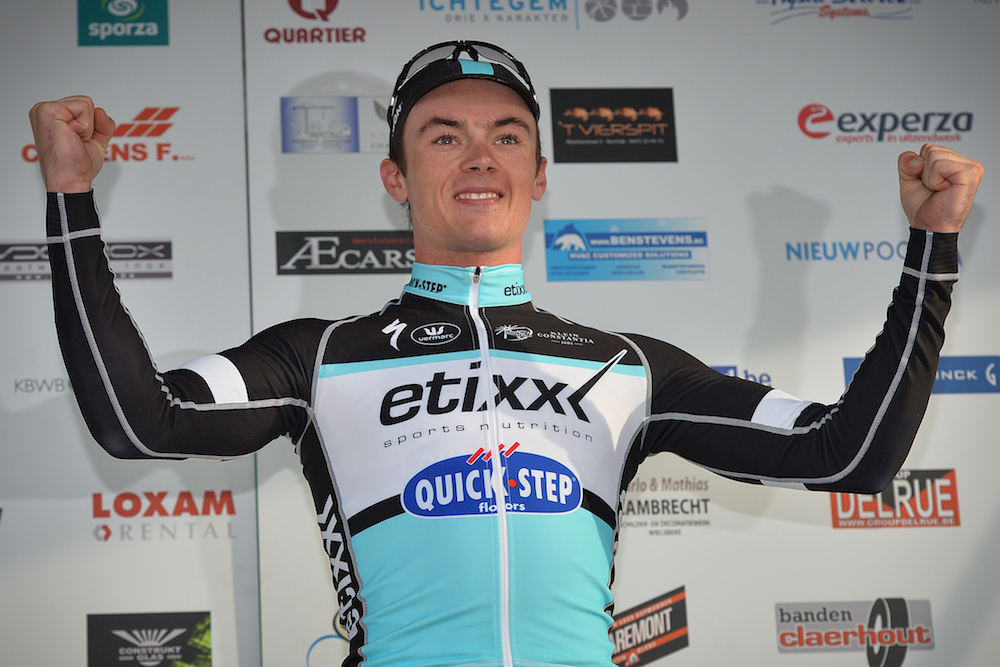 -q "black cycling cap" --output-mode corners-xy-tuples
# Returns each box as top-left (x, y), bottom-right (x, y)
(386, 40), (540, 155)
